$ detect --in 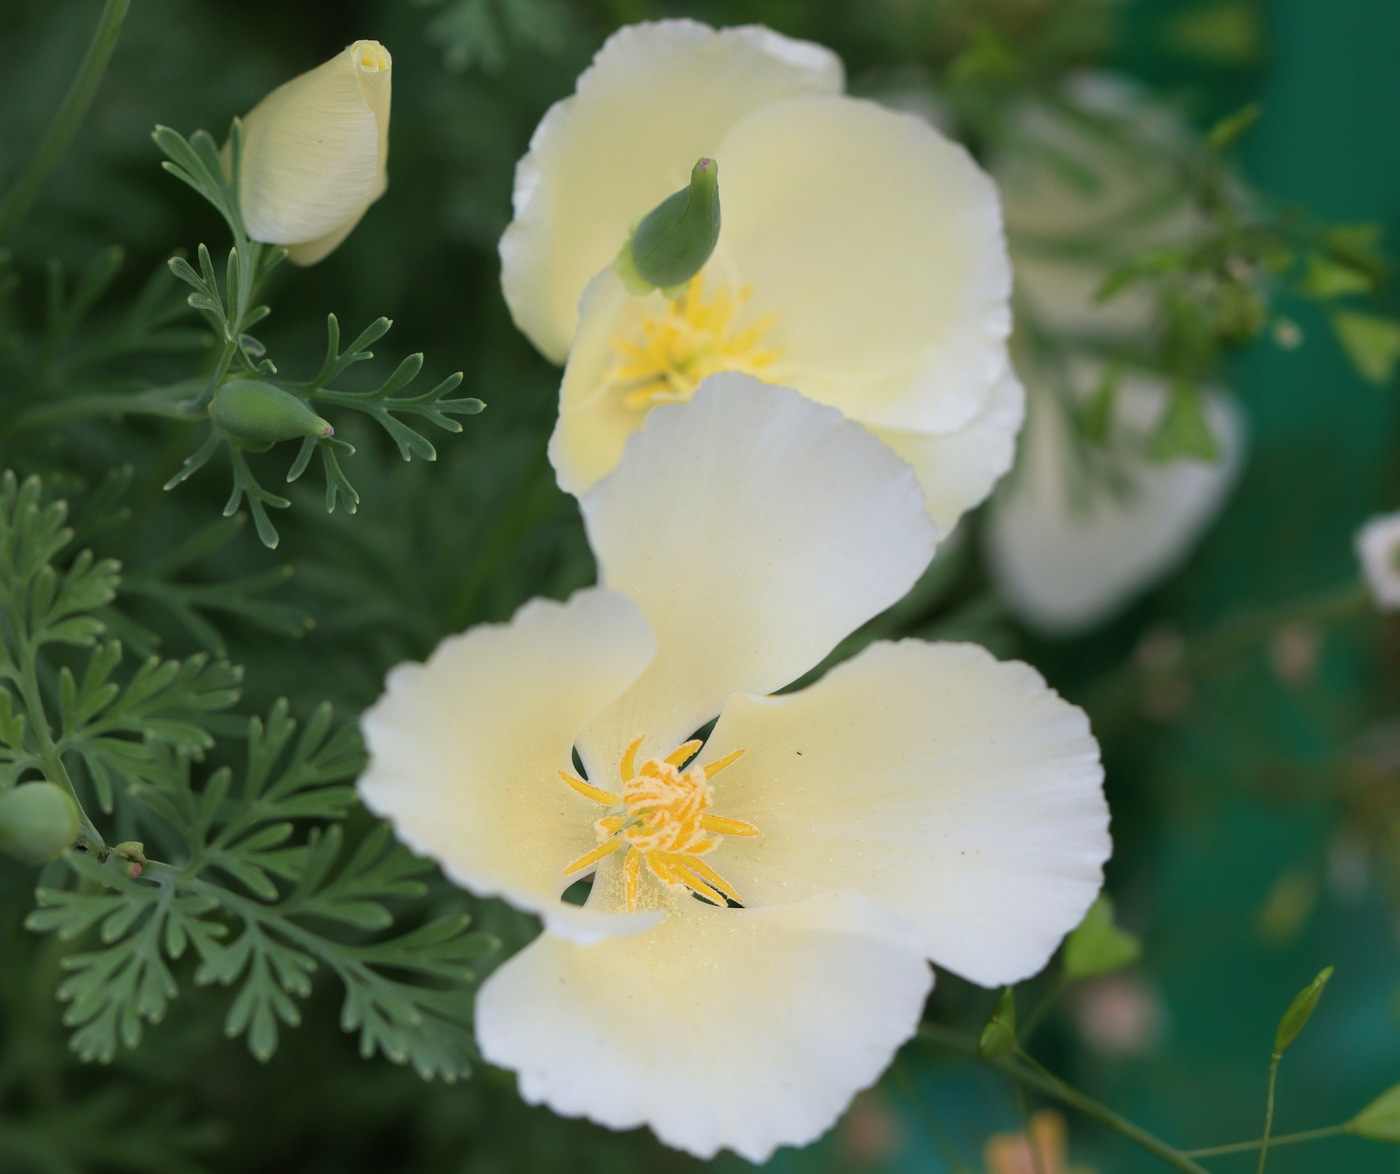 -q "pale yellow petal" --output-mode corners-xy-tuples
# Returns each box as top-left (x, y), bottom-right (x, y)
(476, 891), (932, 1162)
(238, 39), (391, 256)
(704, 640), (1110, 987)
(878, 366), (1026, 534)
(574, 376), (936, 773)
(715, 94), (1011, 434)
(499, 19), (843, 363)
(358, 587), (662, 944)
